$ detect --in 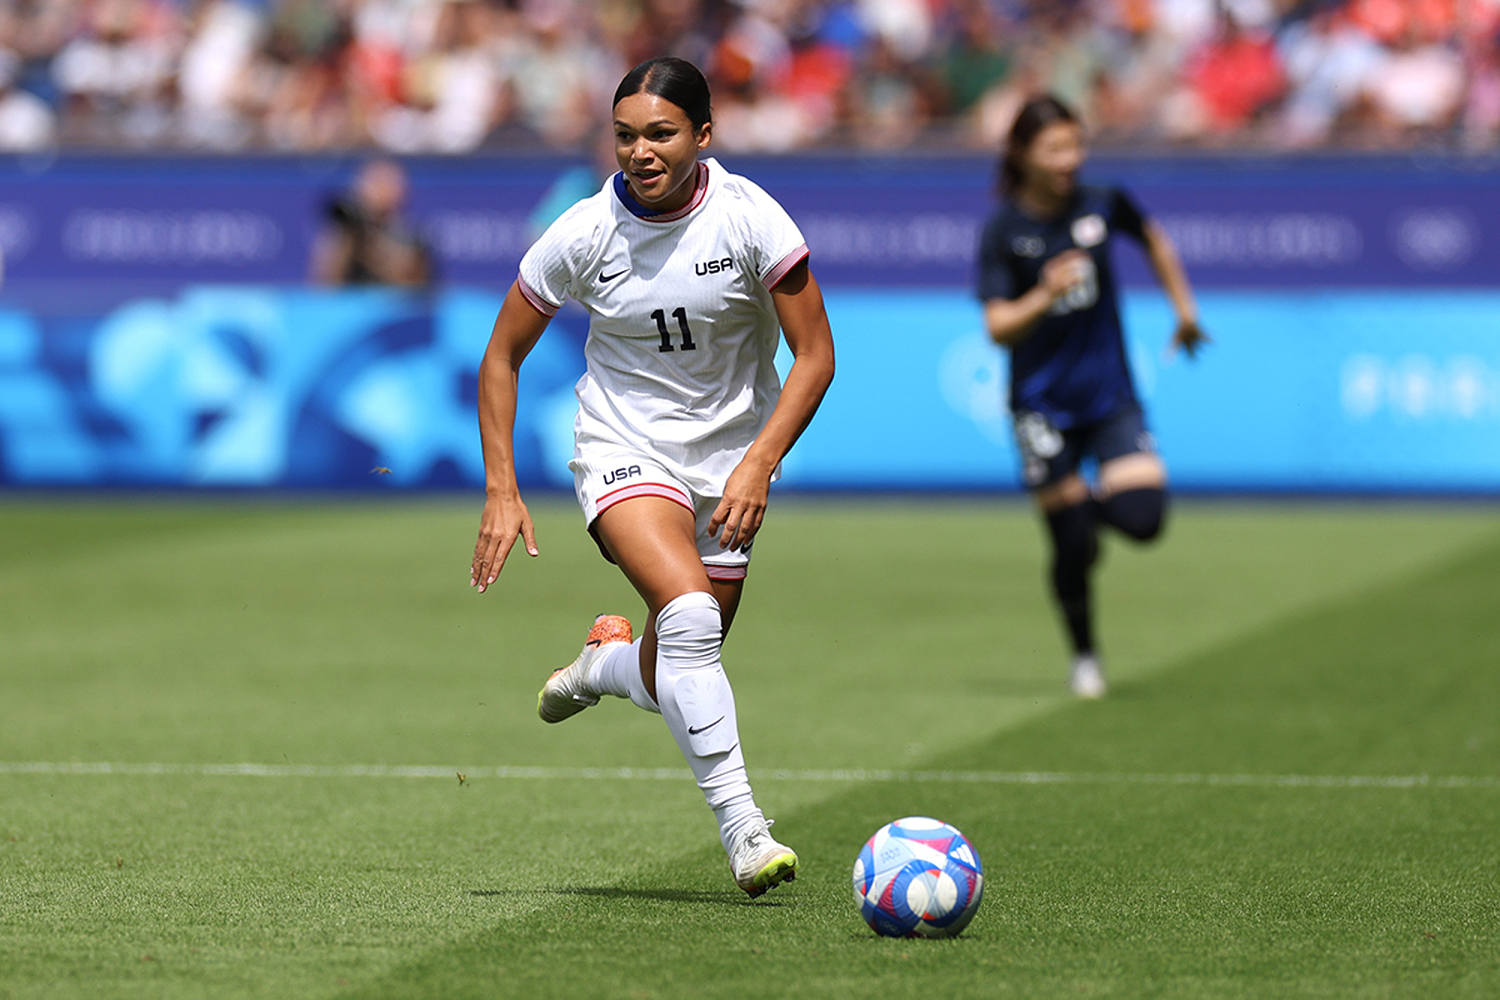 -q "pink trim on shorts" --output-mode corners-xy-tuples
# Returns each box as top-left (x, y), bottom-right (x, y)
(704, 564), (748, 581)
(595, 482), (694, 517)
(764, 244), (810, 289)
(517, 277), (560, 317)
